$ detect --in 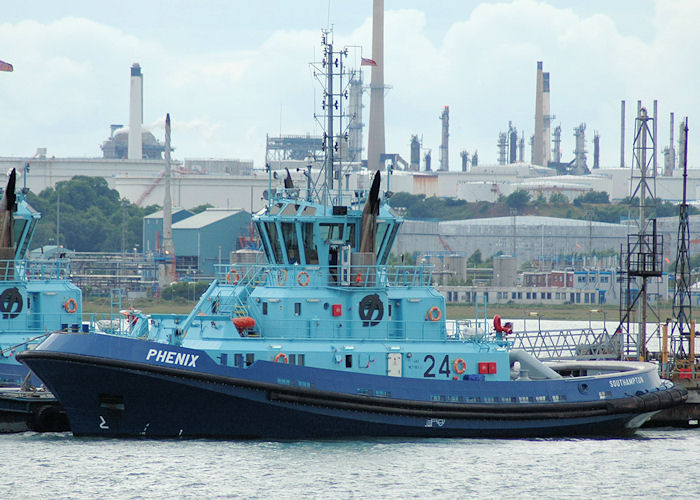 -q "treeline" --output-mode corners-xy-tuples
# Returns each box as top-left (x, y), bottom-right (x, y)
(26, 176), (160, 252)
(388, 190), (693, 223)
